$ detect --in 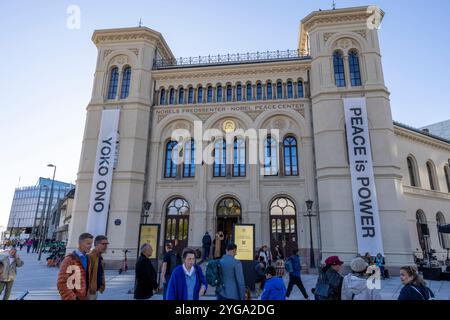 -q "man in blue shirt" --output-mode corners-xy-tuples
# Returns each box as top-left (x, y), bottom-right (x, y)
(286, 248), (309, 300)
